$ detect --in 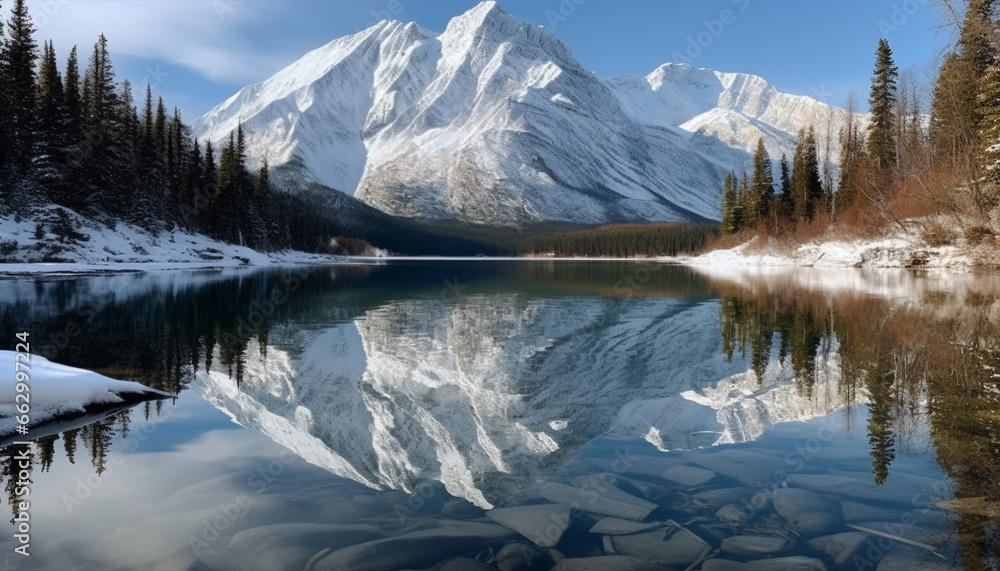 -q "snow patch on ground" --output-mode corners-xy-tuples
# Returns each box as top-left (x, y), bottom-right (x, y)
(0, 207), (346, 273)
(0, 351), (173, 436)
(679, 225), (998, 272)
